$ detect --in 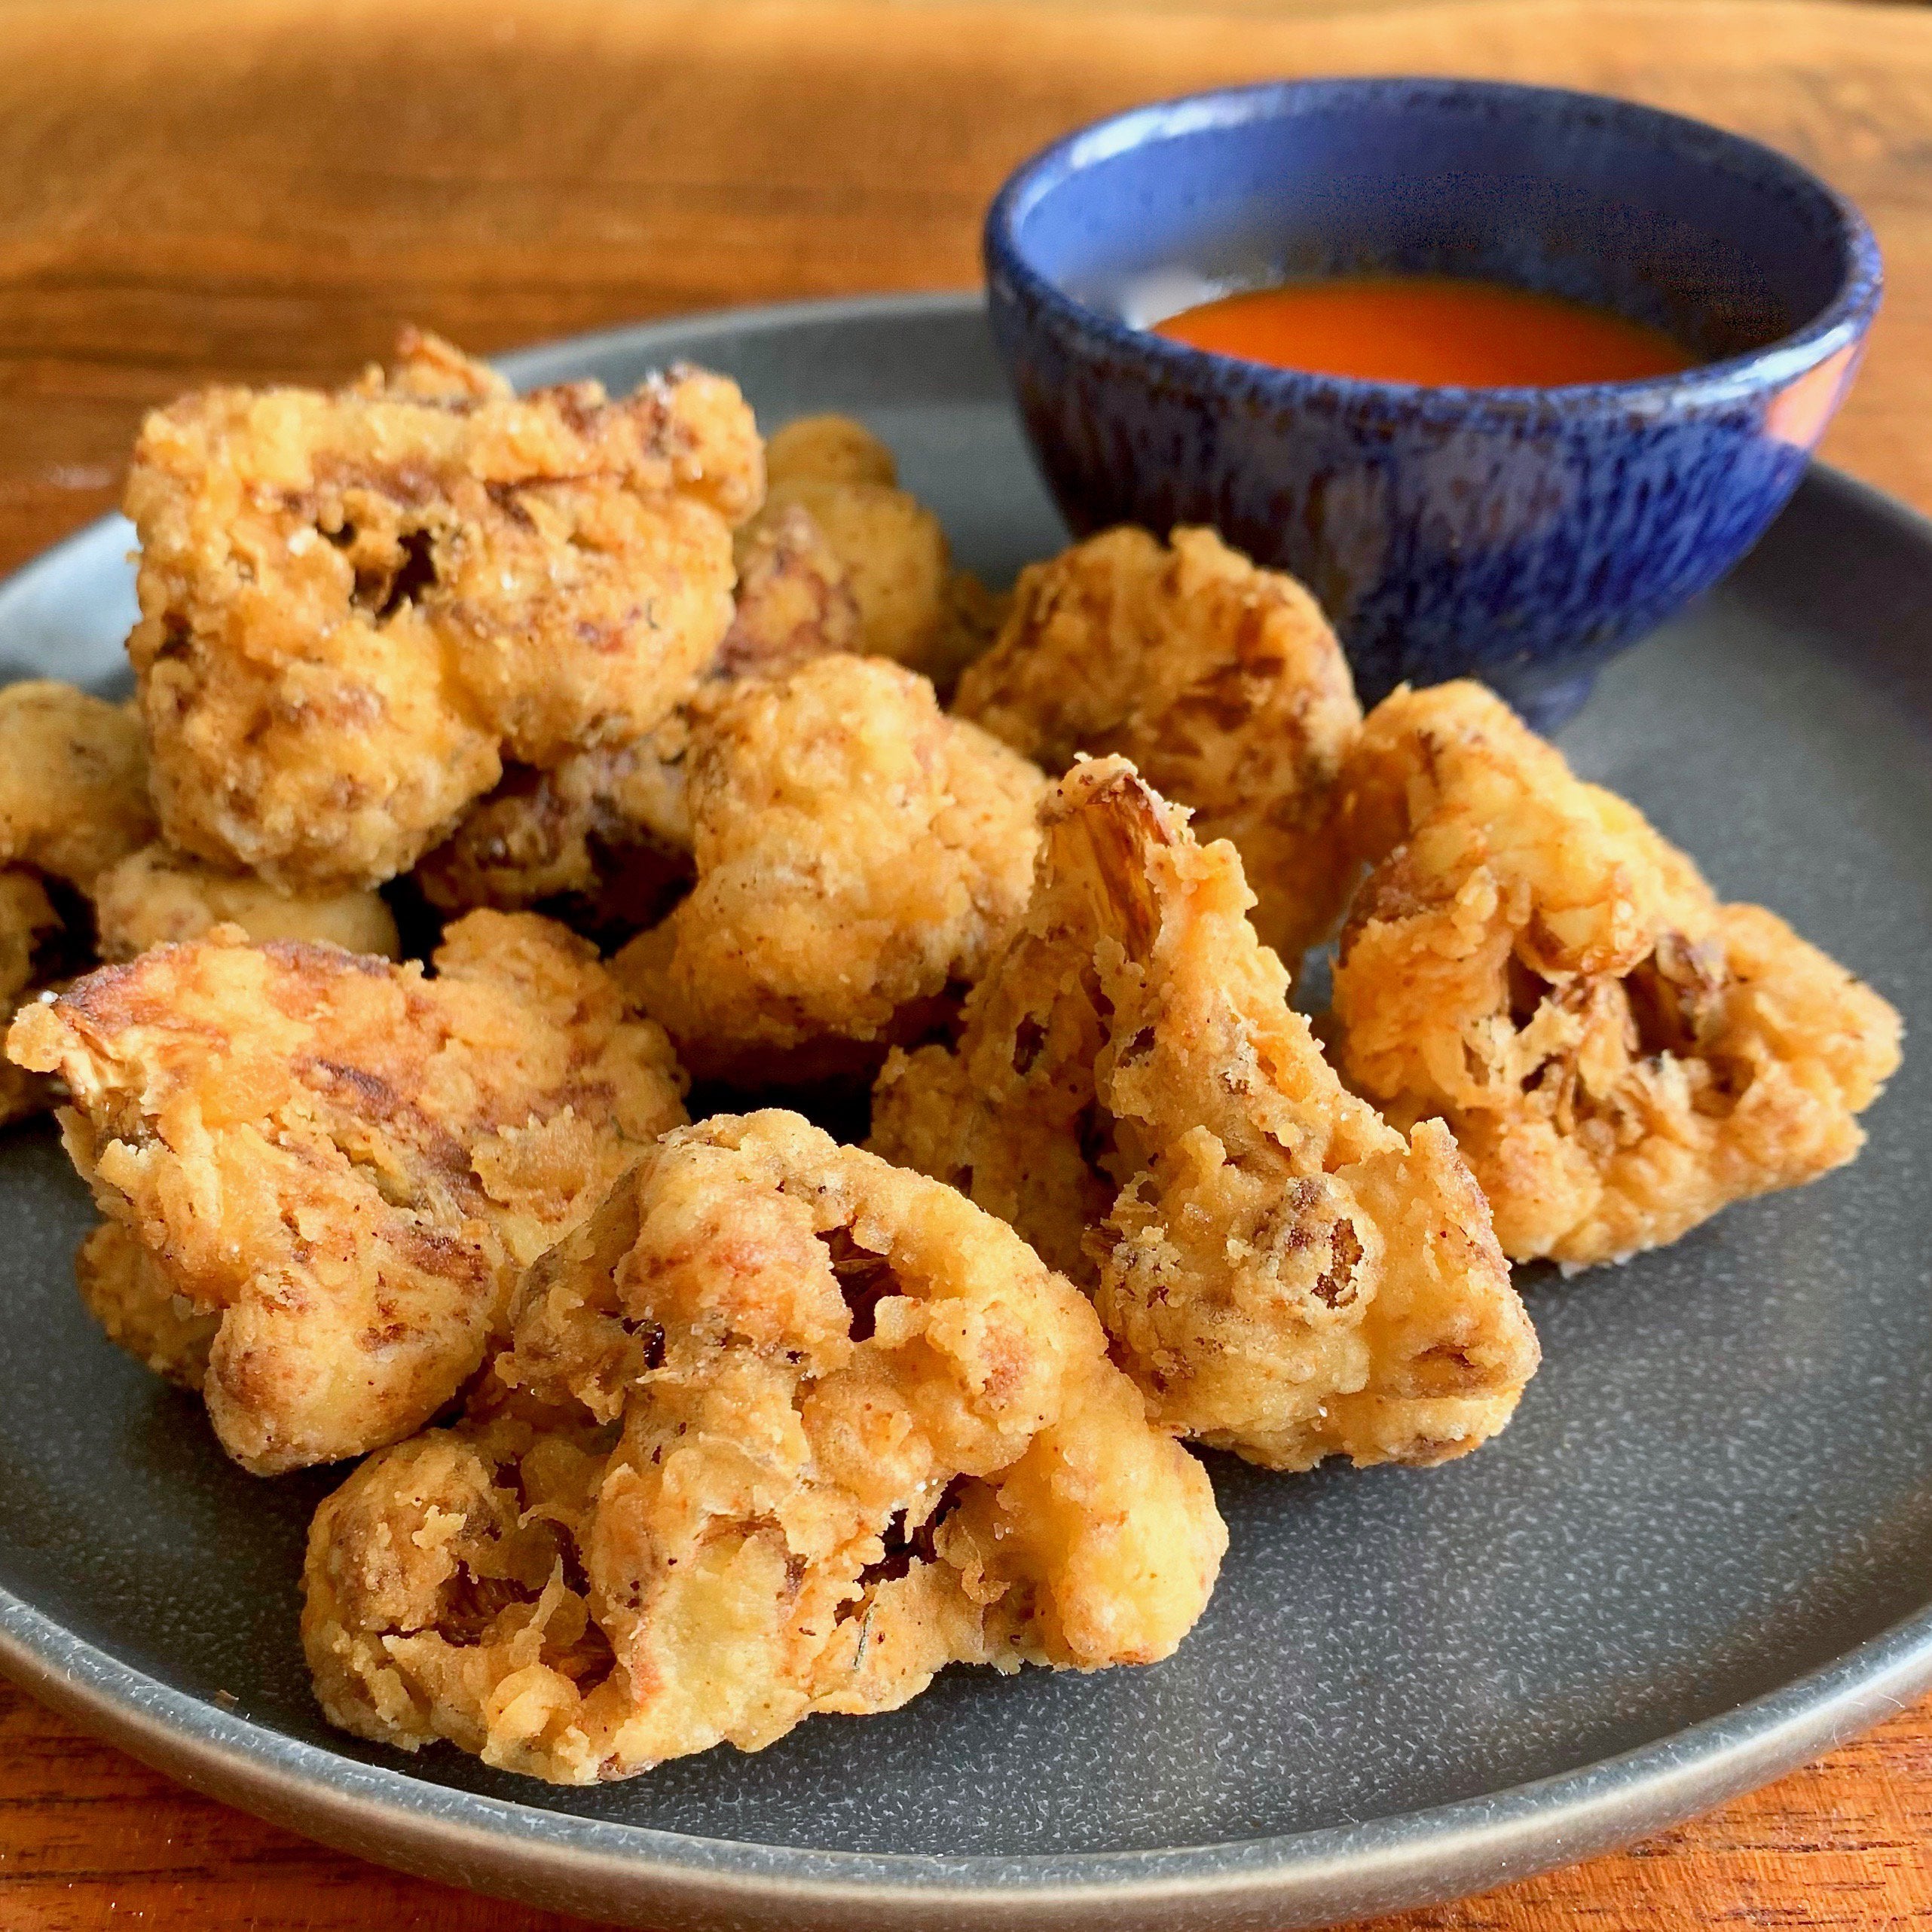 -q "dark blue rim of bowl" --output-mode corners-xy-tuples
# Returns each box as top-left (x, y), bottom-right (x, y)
(983, 76), (1884, 424)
